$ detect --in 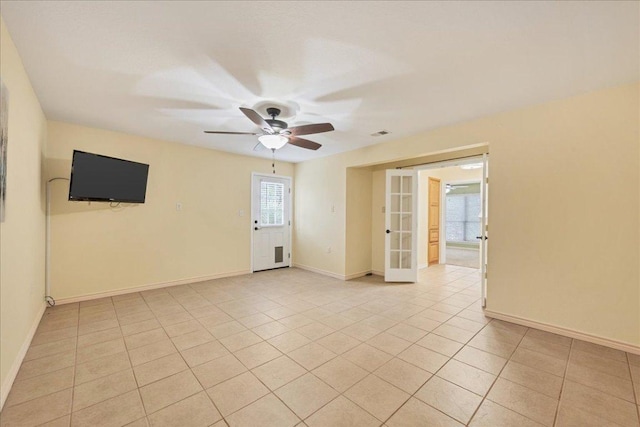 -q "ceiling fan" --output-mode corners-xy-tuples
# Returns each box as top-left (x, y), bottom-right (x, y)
(204, 107), (334, 151)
